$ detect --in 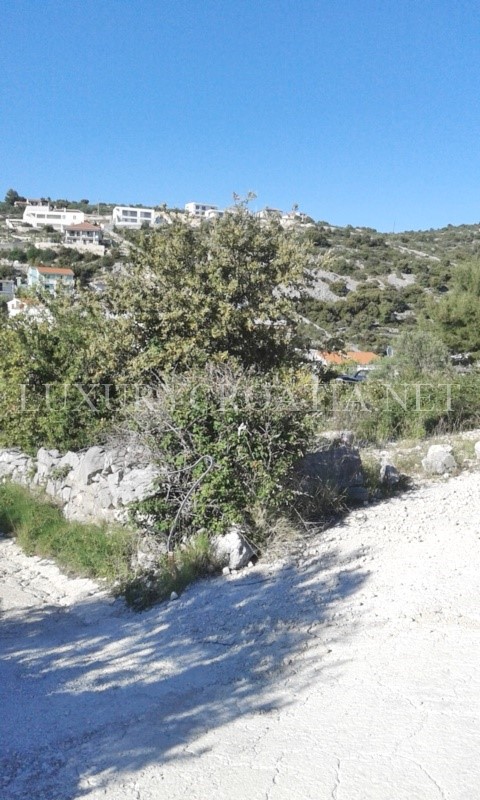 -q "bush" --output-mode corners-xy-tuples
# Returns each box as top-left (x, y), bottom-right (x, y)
(103, 206), (310, 377)
(324, 373), (480, 444)
(388, 329), (450, 375)
(124, 363), (316, 547)
(0, 300), (117, 453)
